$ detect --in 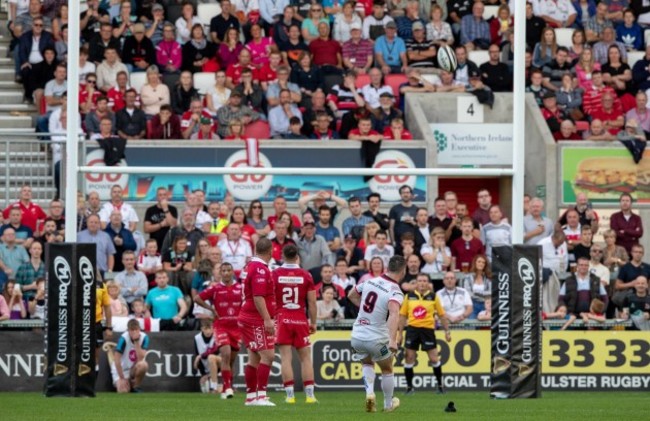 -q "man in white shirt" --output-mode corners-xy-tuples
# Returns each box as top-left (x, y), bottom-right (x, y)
(218, 223), (253, 272)
(97, 47), (129, 92)
(588, 243), (611, 287)
(533, 0), (577, 28)
(539, 231), (569, 274)
(437, 271), (473, 322)
(364, 230), (395, 268)
(523, 197), (554, 245)
(268, 89), (303, 138)
(99, 185), (139, 232)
